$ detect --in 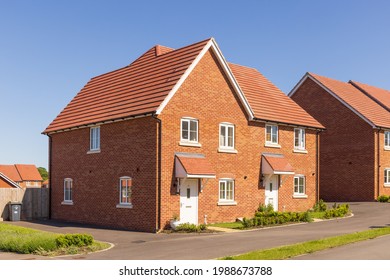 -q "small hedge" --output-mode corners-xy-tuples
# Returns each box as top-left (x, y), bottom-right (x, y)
(174, 223), (207, 233)
(55, 233), (94, 248)
(323, 204), (350, 219)
(377, 195), (389, 203)
(241, 204), (313, 229)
